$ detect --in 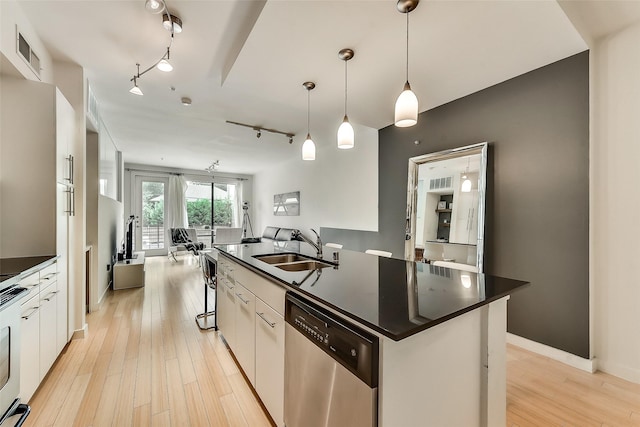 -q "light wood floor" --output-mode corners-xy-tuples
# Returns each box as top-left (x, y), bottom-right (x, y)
(22, 255), (640, 426)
